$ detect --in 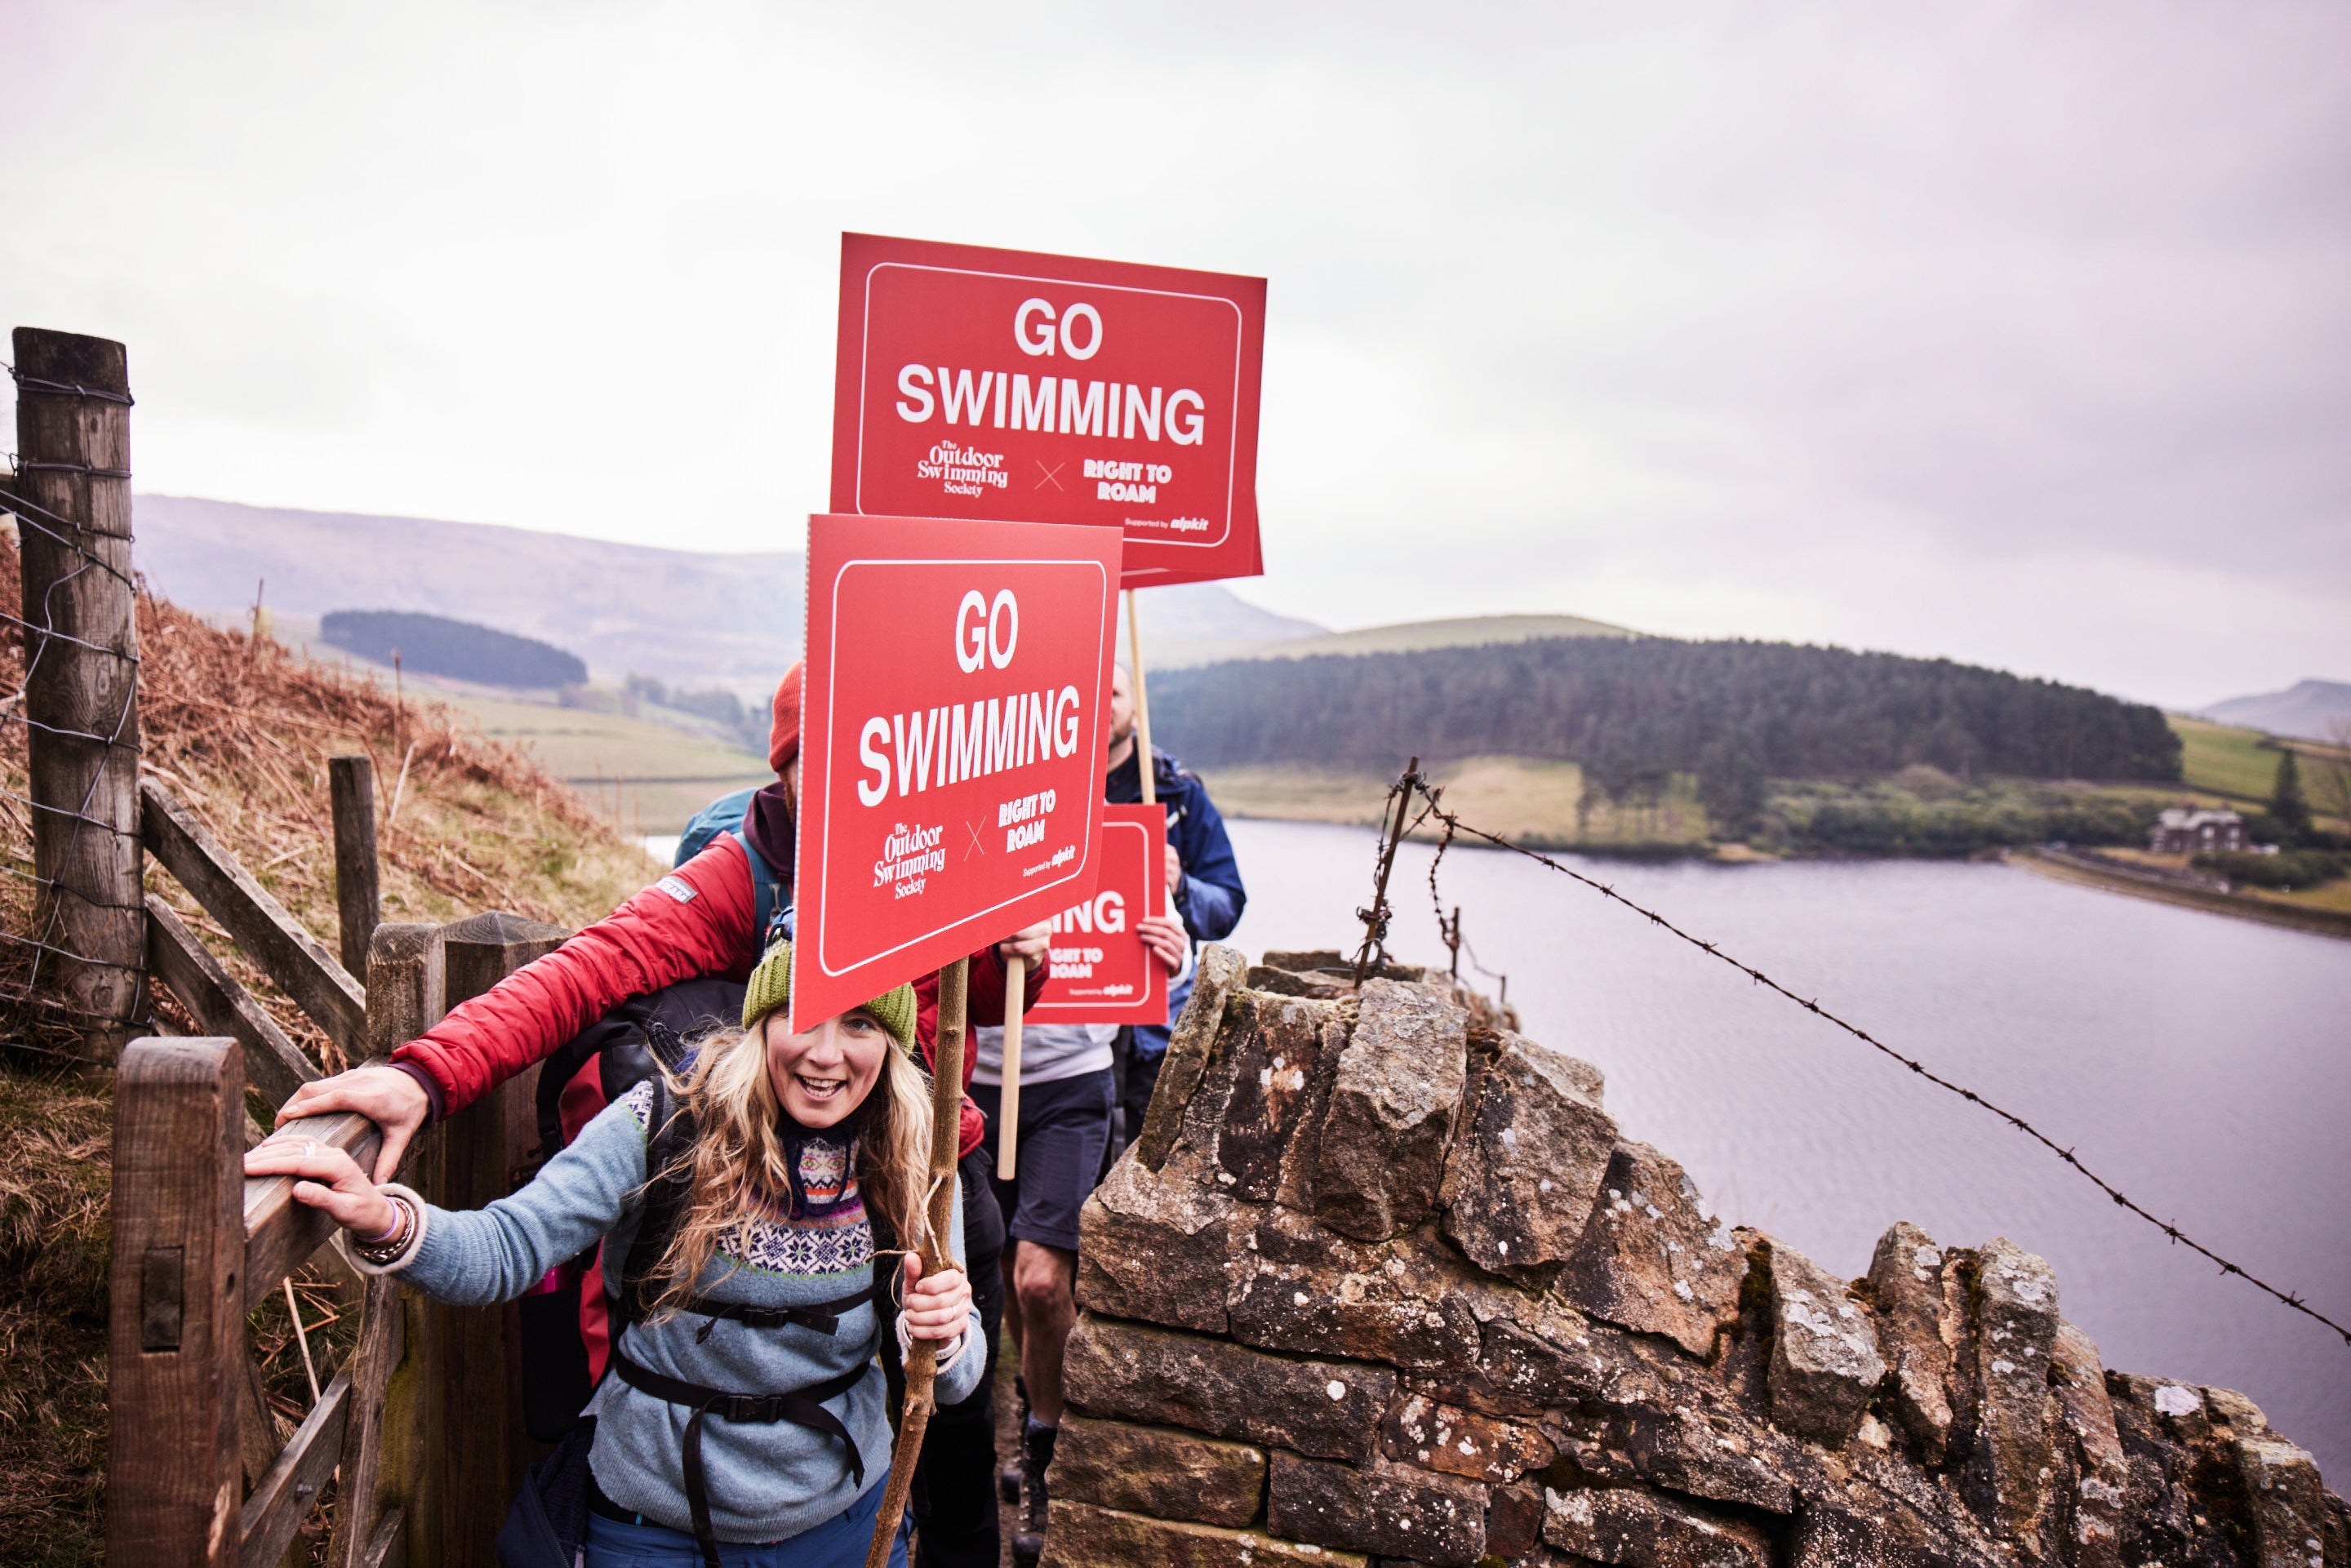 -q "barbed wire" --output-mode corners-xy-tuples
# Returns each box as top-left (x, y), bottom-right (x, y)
(1423, 811), (1511, 1003)
(1402, 772), (2351, 1349)
(2, 362), (136, 407)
